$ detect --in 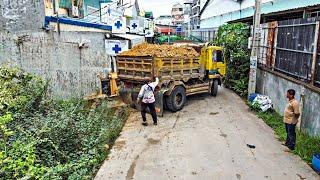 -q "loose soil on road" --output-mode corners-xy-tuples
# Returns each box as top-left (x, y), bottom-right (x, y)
(95, 88), (319, 180)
